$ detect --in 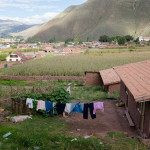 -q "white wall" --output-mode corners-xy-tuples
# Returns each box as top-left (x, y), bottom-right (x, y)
(6, 55), (21, 62)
